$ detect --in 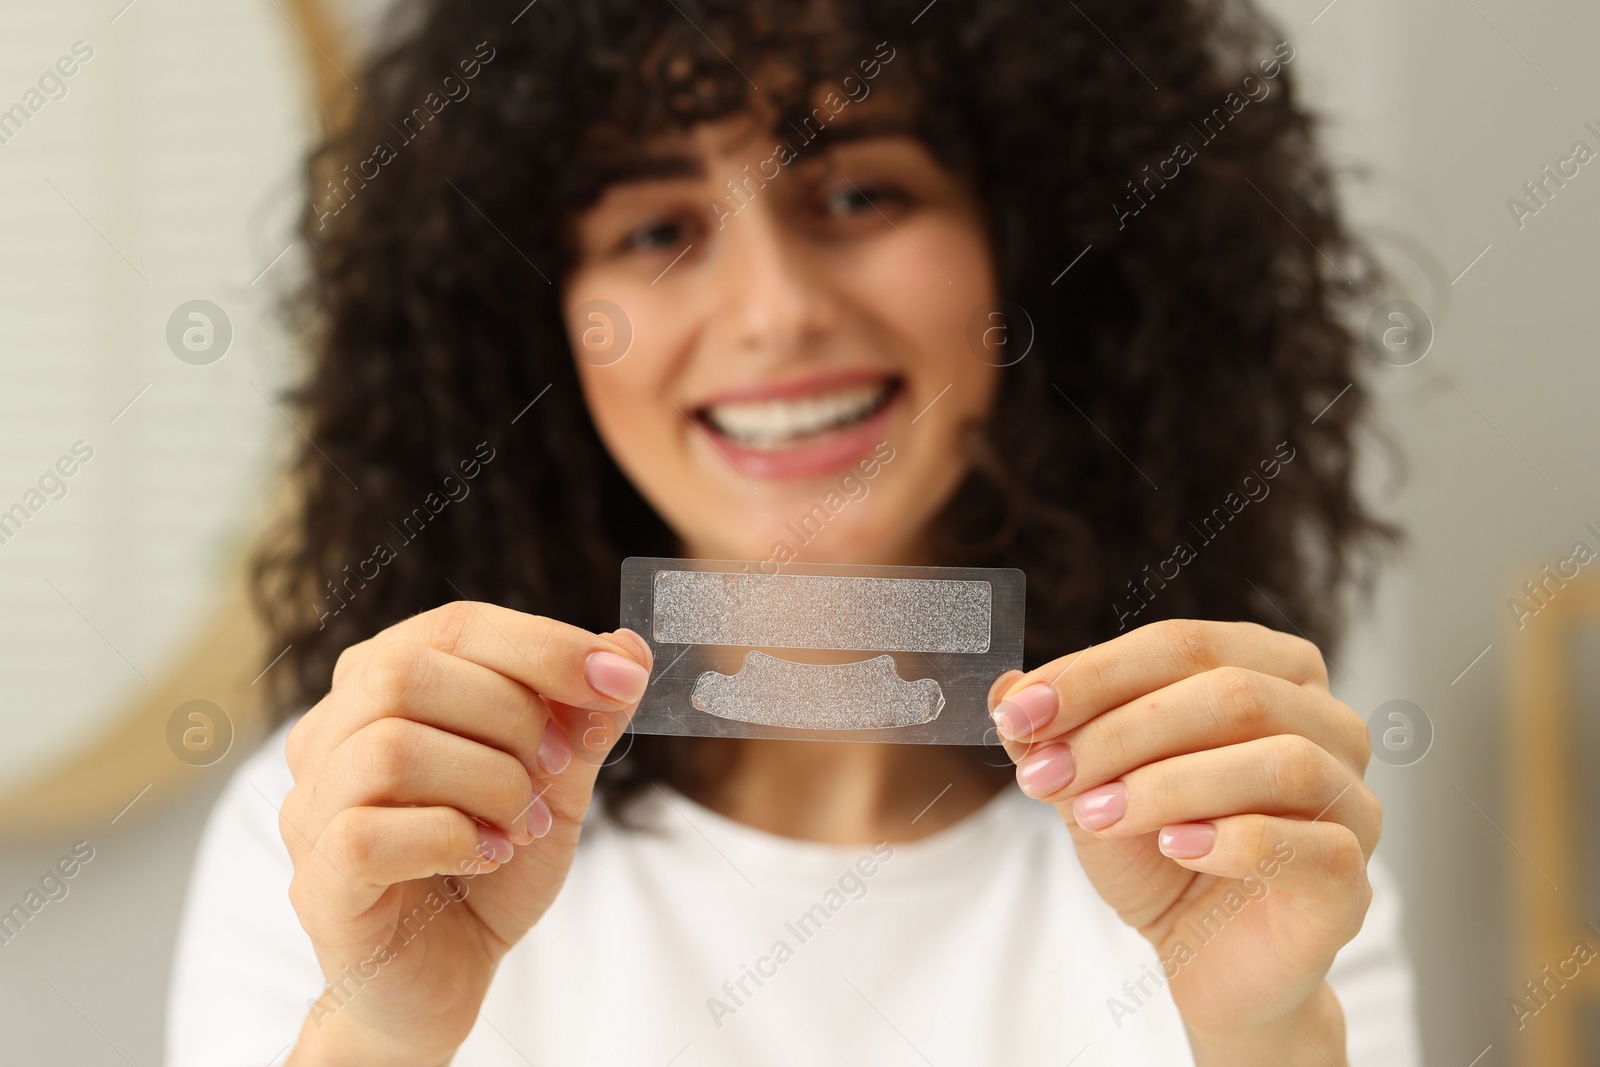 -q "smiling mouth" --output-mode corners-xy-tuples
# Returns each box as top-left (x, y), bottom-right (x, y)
(697, 376), (903, 451)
